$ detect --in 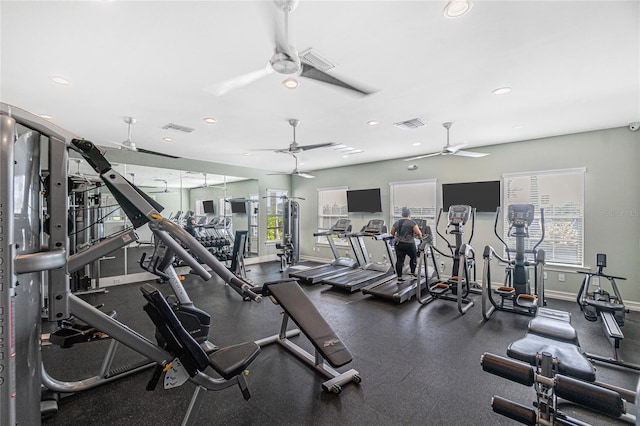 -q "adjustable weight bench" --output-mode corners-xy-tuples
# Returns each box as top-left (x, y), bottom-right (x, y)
(258, 279), (361, 393)
(482, 308), (637, 425)
(140, 284), (261, 426)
